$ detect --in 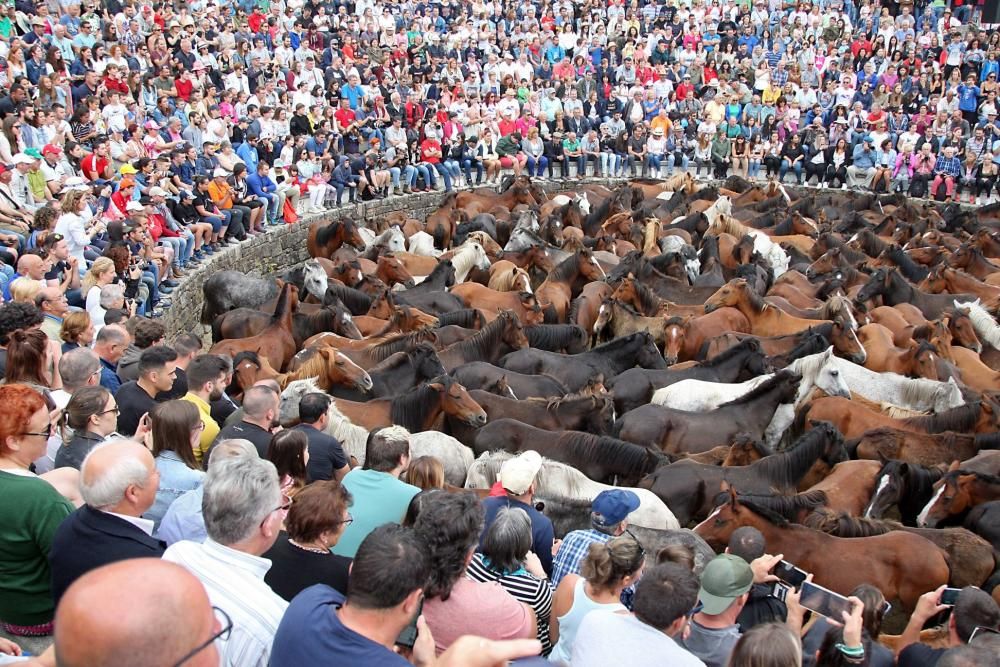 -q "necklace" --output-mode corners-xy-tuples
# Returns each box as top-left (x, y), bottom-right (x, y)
(288, 538), (330, 555)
